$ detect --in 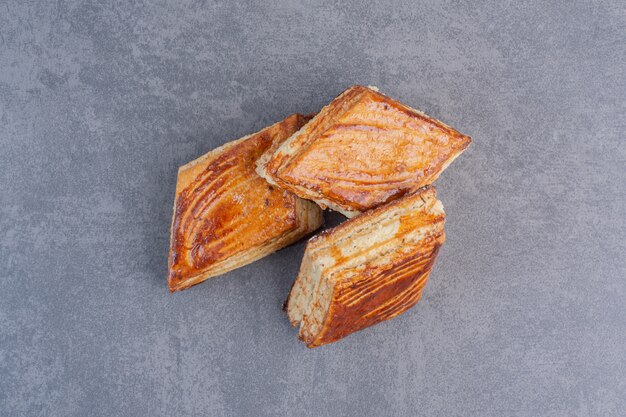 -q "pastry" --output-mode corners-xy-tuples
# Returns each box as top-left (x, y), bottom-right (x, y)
(257, 85), (470, 217)
(168, 114), (323, 292)
(286, 185), (445, 347)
